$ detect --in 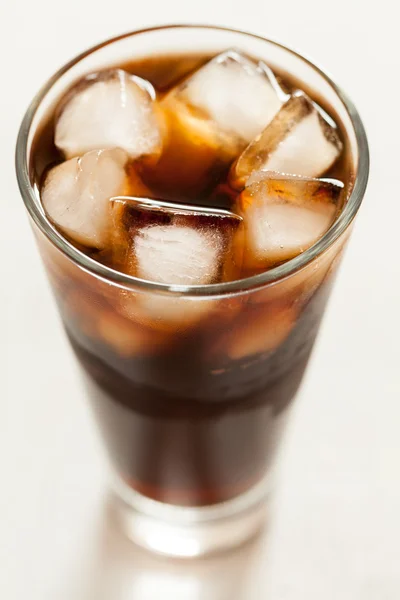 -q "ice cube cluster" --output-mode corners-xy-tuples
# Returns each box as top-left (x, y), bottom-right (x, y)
(41, 49), (344, 287)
